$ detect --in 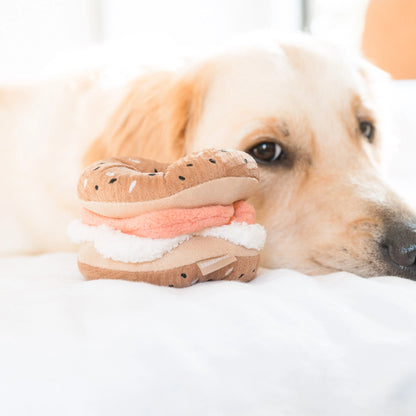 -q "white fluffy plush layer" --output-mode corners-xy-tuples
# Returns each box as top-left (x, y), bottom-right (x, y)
(199, 222), (266, 250)
(67, 220), (190, 263)
(67, 220), (266, 263)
